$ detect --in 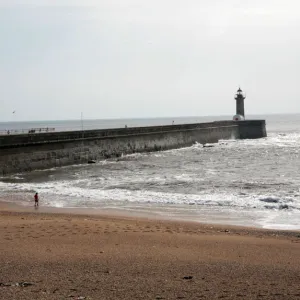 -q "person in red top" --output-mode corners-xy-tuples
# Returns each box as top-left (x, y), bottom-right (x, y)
(34, 192), (39, 207)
